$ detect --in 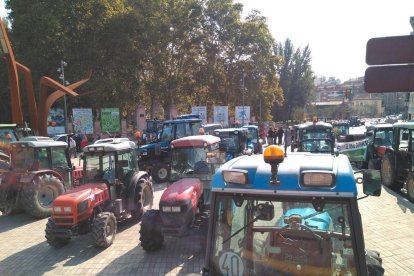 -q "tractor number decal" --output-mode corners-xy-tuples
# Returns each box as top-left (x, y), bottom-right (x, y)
(219, 251), (244, 276)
